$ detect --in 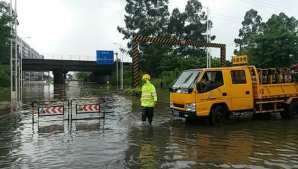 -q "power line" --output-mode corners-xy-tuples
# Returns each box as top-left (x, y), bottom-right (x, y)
(210, 43), (236, 52)
(278, 0), (298, 7)
(249, 0), (298, 13)
(266, 0), (298, 7)
(211, 13), (243, 20)
(237, 0), (298, 15)
(210, 16), (242, 23)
